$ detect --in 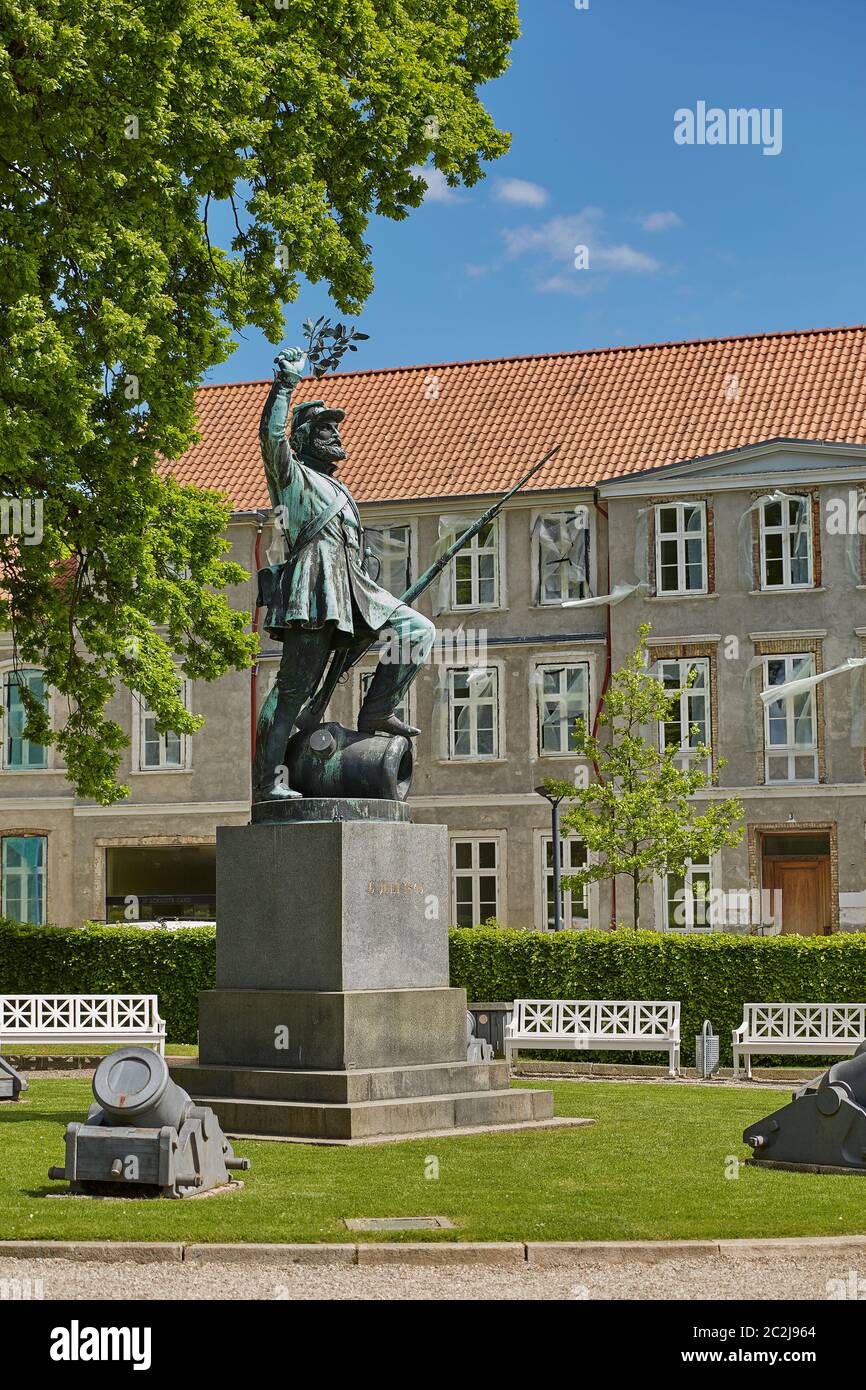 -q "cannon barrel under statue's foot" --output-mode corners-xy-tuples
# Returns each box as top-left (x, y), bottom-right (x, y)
(253, 722), (414, 824)
(744, 1042), (866, 1175)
